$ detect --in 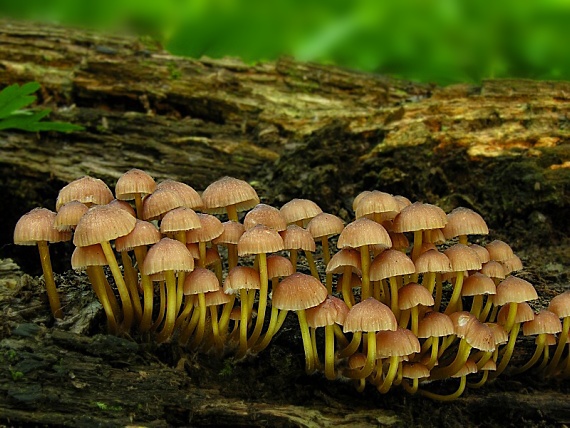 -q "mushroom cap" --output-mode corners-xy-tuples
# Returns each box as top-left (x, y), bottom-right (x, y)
(326, 248), (362, 275)
(485, 240), (515, 262)
(497, 302), (535, 325)
(343, 297), (397, 333)
(522, 310), (562, 336)
(272, 272), (327, 311)
(185, 213), (224, 243)
(156, 179), (203, 210)
(486, 322), (509, 345)
(414, 249), (452, 274)
(115, 219), (161, 251)
(54, 201), (89, 231)
(392, 202), (447, 233)
(71, 244), (107, 269)
(115, 168), (156, 200)
(369, 249), (415, 281)
(355, 191), (400, 220)
(14, 207), (71, 245)
(448, 311), (478, 339)
(160, 207), (201, 234)
(469, 244), (491, 264)
(73, 204), (136, 247)
(443, 207), (489, 239)
(237, 224), (284, 256)
(375, 327), (421, 358)
(337, 218), (392, 250)
(108, 199), (136, 217)
(280, 224), (316, 252)
(212, 221), (246, 245)
(444, 243), (482, 271)
(266, 255), (295, 279)
(452, 360), (478, 378)
(417, 311), (455, 338)
(143, 237), (194, 275)
(388, 232), (410, 251)
(306, 212), (344, 239)
(548, 290), (570, 318)
(142, 188), (185, 220)
(494, 276), (538, 305)
(398, 282), (435, 310)
(501, 255), (524, 275)
(243, 204), (287, 231)
(201, 176), (259, 214)
(464, 320), (495, 352)
(56, 176), (114, 211)
(306, 295), (349, 328)
(352, 191), (371, 212)
(280, 198), (322, 225)
(461, 272), (497, 296)
(402, 362), (430, 379)
(480, 260), (506, 279)
(200, 288), (231, 307)
(223, 266), (261, 294)
(183, 267), (220, 295)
